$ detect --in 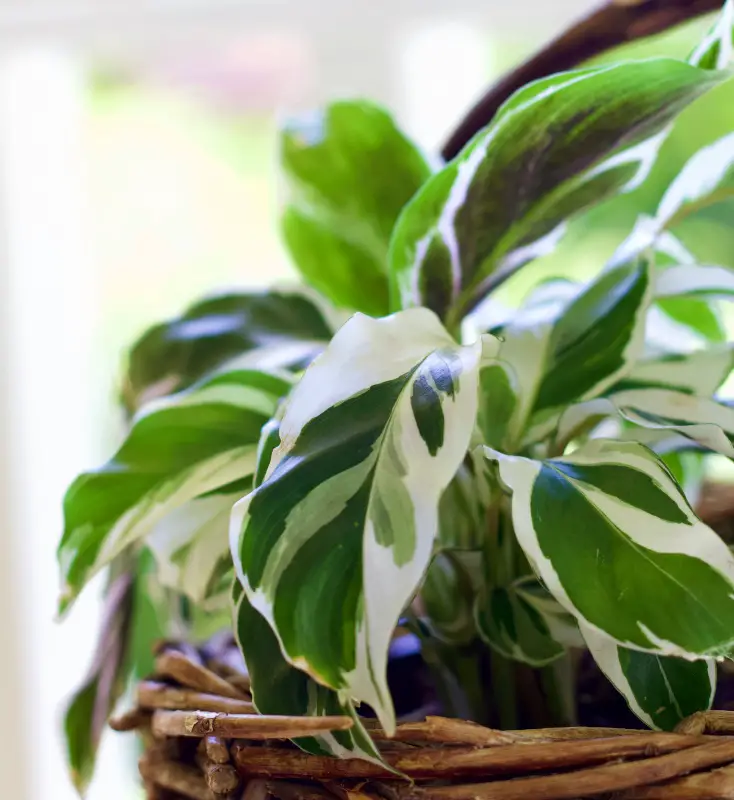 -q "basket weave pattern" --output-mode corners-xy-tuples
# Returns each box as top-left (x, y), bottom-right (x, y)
(113, 635), (734, 800)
